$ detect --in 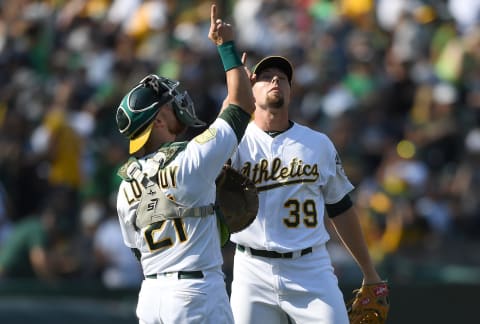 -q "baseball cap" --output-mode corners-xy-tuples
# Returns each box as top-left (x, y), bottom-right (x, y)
(116, 74), (205, 154)
(252, 56), (293, 85)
